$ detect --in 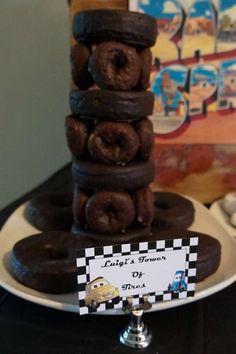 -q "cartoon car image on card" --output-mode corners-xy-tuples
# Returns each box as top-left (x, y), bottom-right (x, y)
(85, 277), (120, 308)
(168, 270), (187, 293)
